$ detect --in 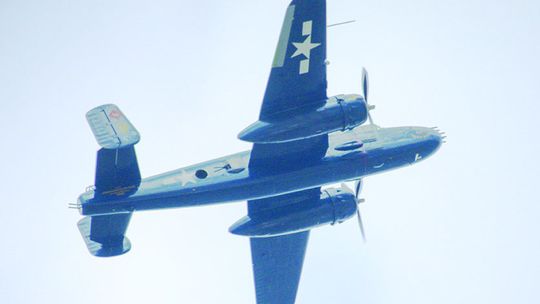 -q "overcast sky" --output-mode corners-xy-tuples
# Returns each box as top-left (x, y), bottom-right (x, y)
(1, 0), (539, 303)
